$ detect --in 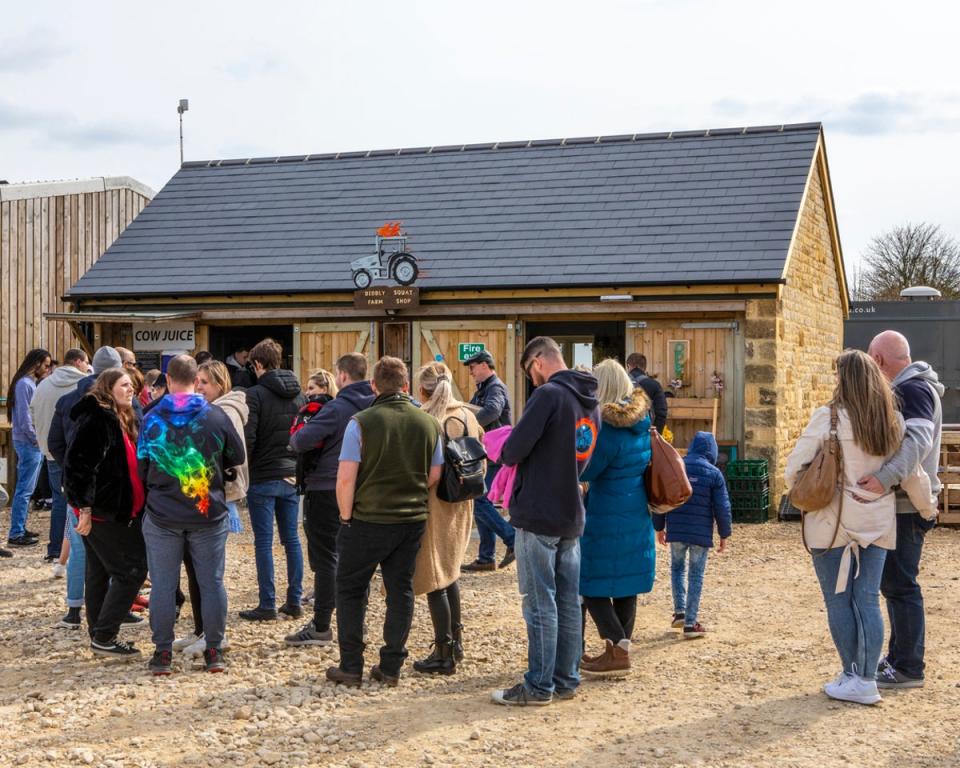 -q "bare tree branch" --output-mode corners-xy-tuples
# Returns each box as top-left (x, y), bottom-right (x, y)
(859, 222), (960, 299)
